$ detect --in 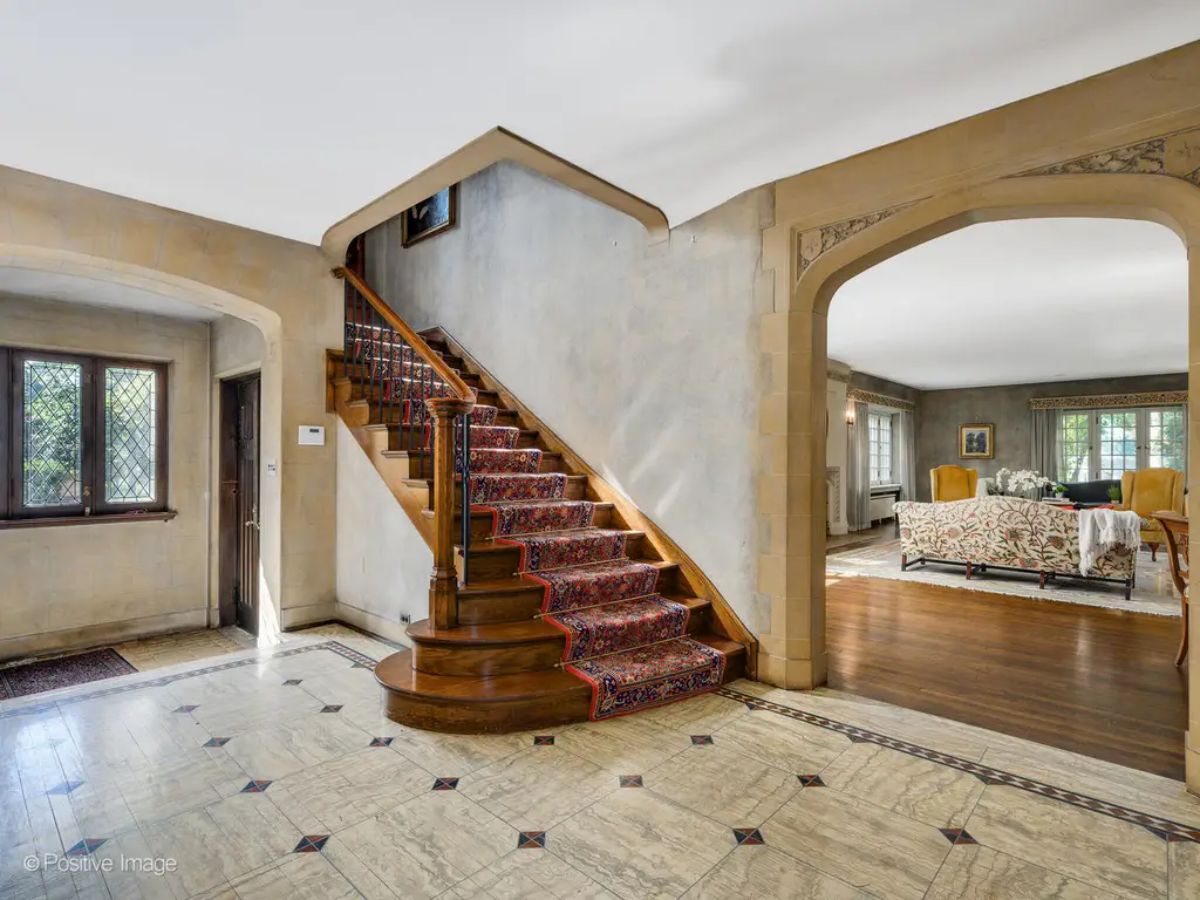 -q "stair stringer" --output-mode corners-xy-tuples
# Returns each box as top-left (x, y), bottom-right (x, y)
(327, 349), (436, 548)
